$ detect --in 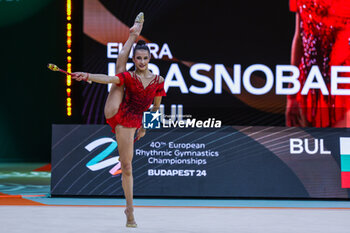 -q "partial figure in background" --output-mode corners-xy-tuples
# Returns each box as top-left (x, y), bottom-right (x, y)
(286, 0), (350, 127)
